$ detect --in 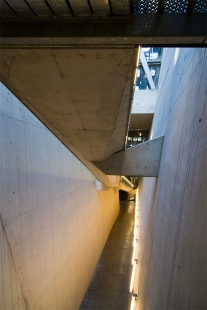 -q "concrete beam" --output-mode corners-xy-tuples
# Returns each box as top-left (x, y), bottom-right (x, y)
(93, 136), (164, 177)
(0, 14), (206, 47)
